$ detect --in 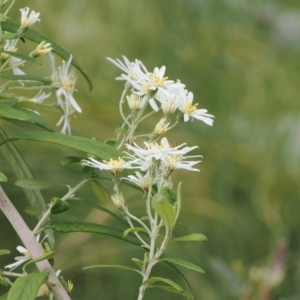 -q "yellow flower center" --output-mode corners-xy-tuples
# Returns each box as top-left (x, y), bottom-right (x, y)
(104, 157), (125, 173)
(148, 142), (164, 150)
(168, 155), (180, 168)
(183, 103), (198, 115)
(63, 76), (75, 92)
(143, 74), (168, 92)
